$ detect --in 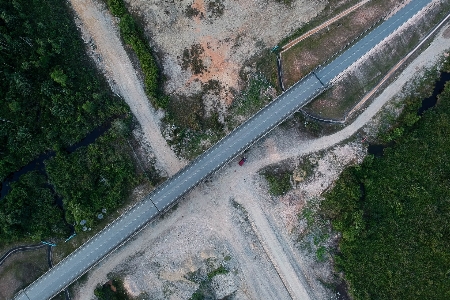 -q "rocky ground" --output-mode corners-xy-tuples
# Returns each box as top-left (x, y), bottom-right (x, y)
(126, 0), (326, 112)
